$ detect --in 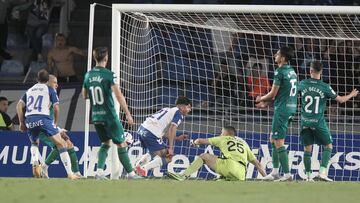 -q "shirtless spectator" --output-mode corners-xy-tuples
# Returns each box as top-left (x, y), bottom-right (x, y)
(47, 33), (85, 83)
